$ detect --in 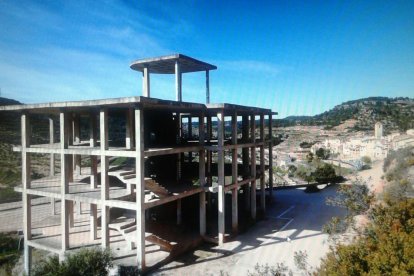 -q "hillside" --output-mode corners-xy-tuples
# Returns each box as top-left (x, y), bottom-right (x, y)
(0, 97), (20, 106)
(0, 98), (22, 202)
(276, 97), (414, 132)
